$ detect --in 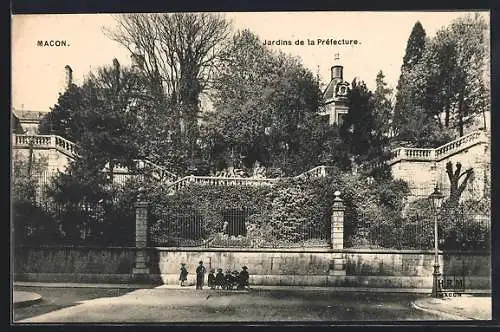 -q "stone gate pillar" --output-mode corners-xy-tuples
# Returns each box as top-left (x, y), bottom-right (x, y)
(133, 188), (149, 275)
(329, 190), (346, 276)
(331, 191), (345, 249)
